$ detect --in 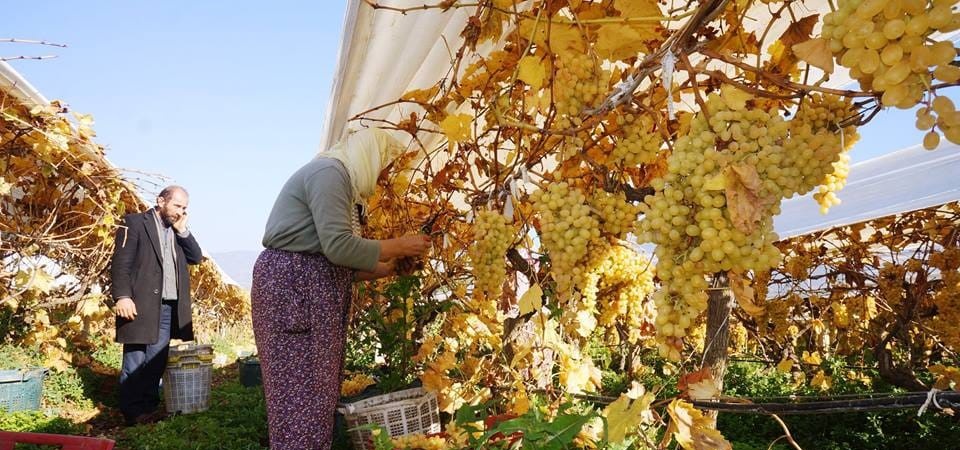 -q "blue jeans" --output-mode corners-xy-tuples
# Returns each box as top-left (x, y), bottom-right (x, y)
(119, 301), (174, 419)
